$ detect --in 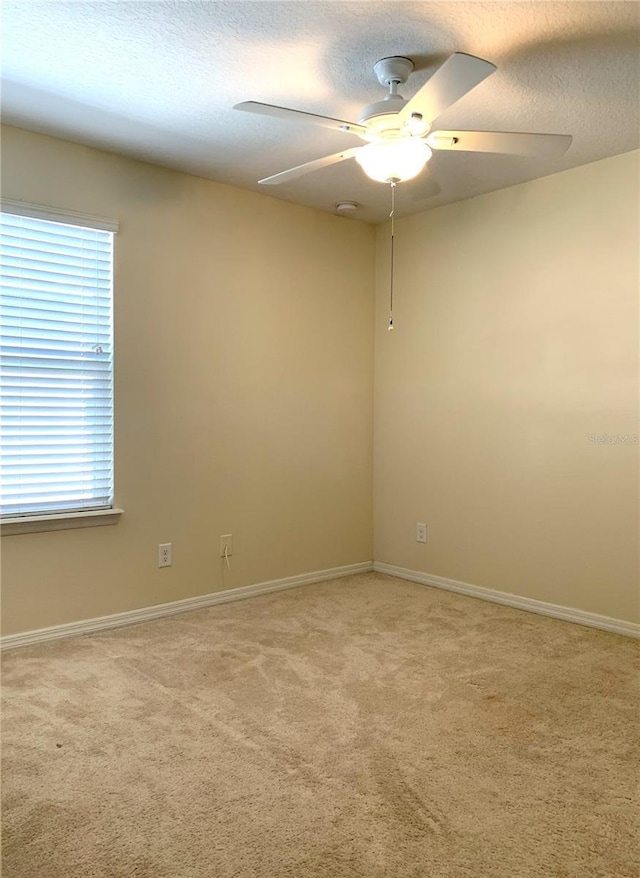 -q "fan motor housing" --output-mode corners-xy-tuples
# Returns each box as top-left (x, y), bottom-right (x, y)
(358, 58), (415, 136)
(358, 94), (406, 137)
